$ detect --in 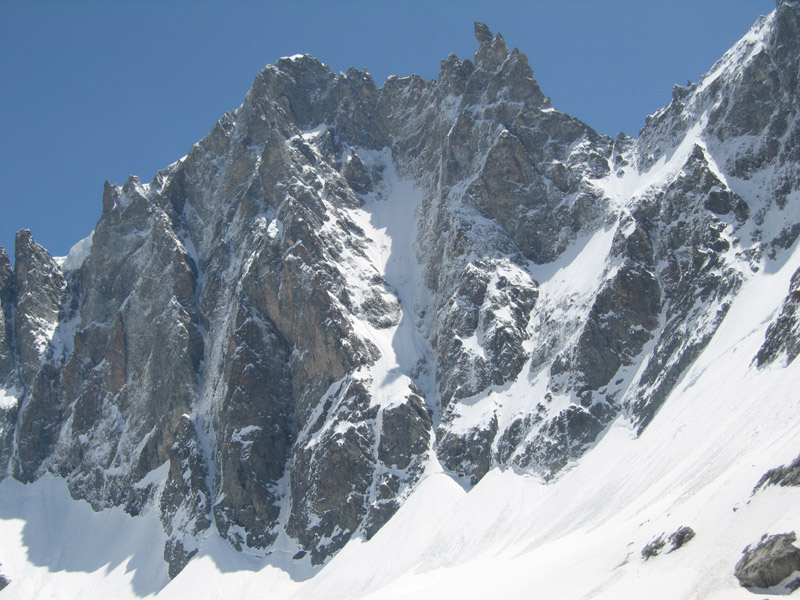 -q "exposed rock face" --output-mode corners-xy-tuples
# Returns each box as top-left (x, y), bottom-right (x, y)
(1, 4), (799, 578)
(735, 532), (800, 589)
(0, 248), (17, 475)
(623, 145), (745, 430)
(0, 248), (14, 382)
(12, 231), (70, 483)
